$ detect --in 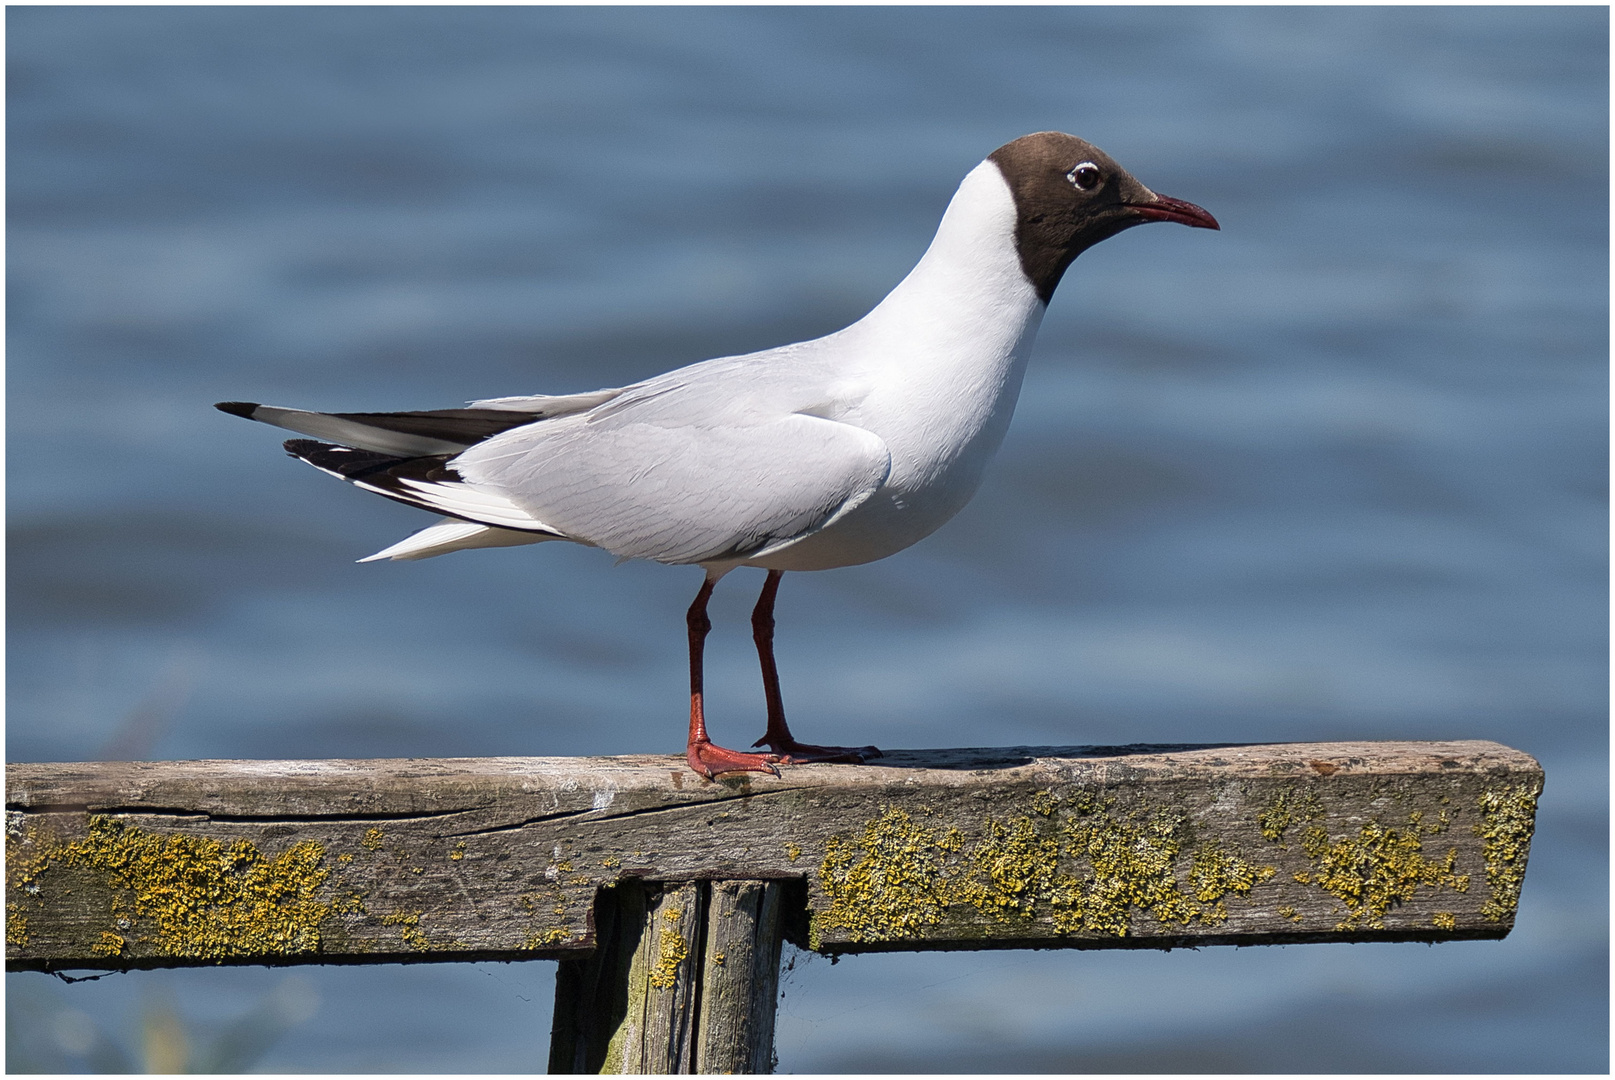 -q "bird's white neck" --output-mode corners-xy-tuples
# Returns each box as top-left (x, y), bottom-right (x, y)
(813, 158), (1047, 530)
(856, 159), (1045, 359)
